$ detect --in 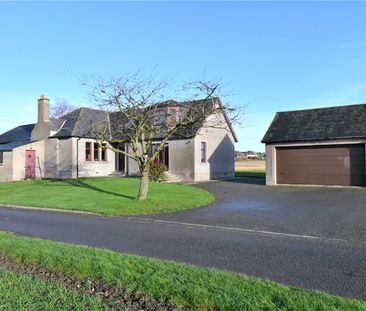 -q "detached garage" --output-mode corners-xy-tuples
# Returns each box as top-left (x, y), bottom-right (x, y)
(262, 104), (366, 187)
